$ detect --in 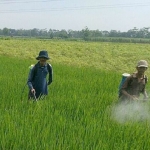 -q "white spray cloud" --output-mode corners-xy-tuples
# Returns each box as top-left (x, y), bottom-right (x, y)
(111, 101), (150, 124)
